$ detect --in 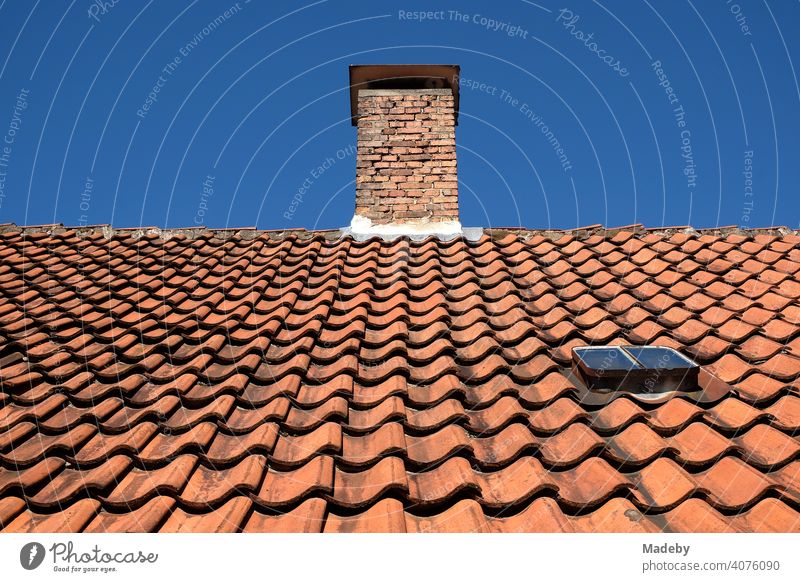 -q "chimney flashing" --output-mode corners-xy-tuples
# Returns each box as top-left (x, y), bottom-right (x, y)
(349, 213), (462, 237)
(342, 214), (479, 242)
